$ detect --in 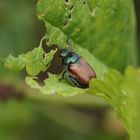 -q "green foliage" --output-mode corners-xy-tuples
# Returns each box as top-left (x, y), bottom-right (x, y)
(25, 46), (108, 96)
(1, 0), (140, 140)
(4, 46), (56, 76)
(26, 74), (86, 96)
(89, 67), (140, 140)
(37, 0), (137, 71)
